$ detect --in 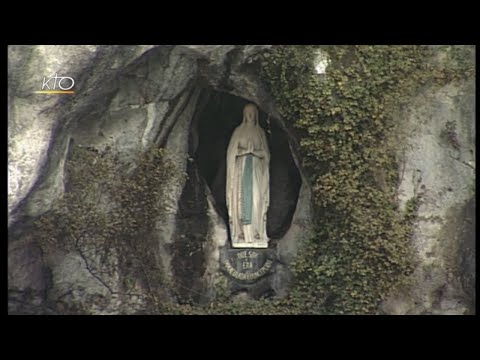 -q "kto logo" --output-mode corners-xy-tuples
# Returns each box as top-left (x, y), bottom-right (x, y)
(34, 73), (75, 94)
